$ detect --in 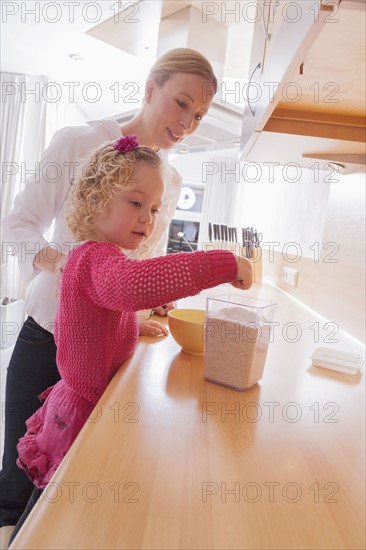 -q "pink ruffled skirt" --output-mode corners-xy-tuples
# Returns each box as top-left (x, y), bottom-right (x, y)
(17, 380), (95, 489)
